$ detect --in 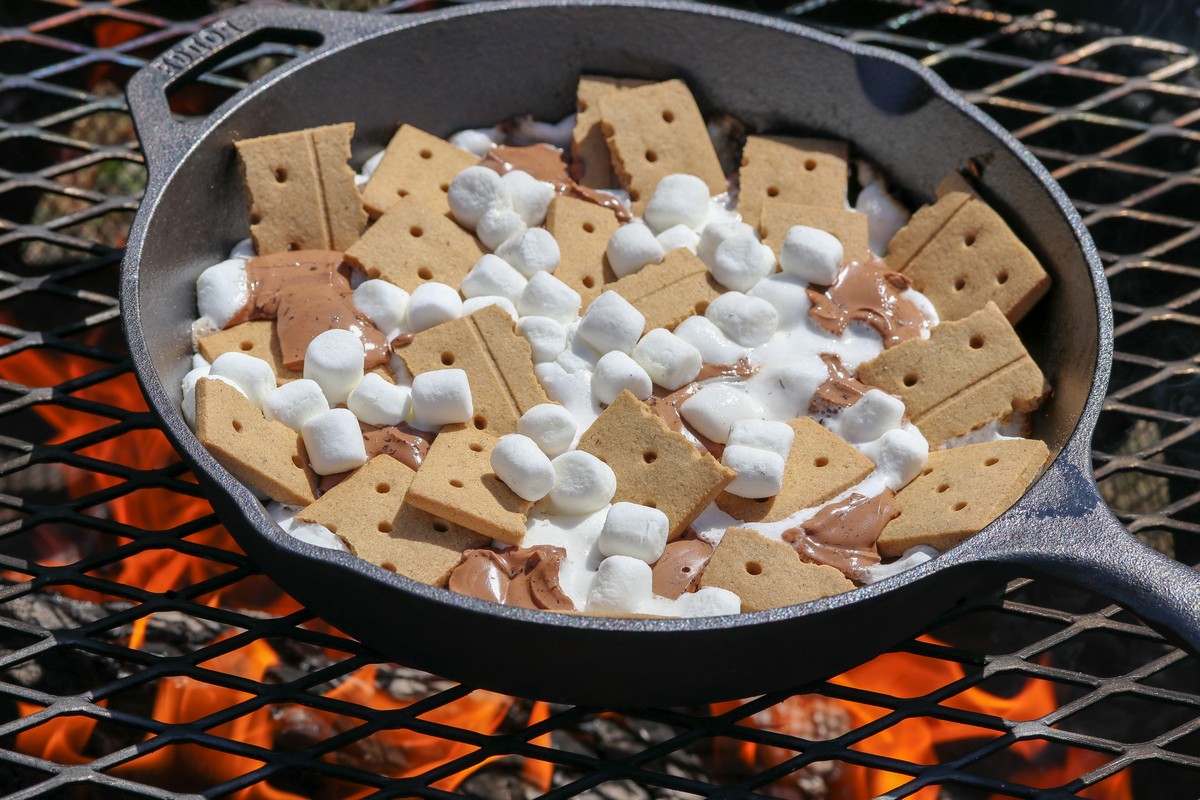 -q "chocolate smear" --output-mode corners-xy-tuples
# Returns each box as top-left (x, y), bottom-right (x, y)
(650, 532), (713, 600)
(782, 490), (898, 581)
(806, 258), (930, 348)
(448, 545), (575, 611)
(479, 143), (631, 222)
